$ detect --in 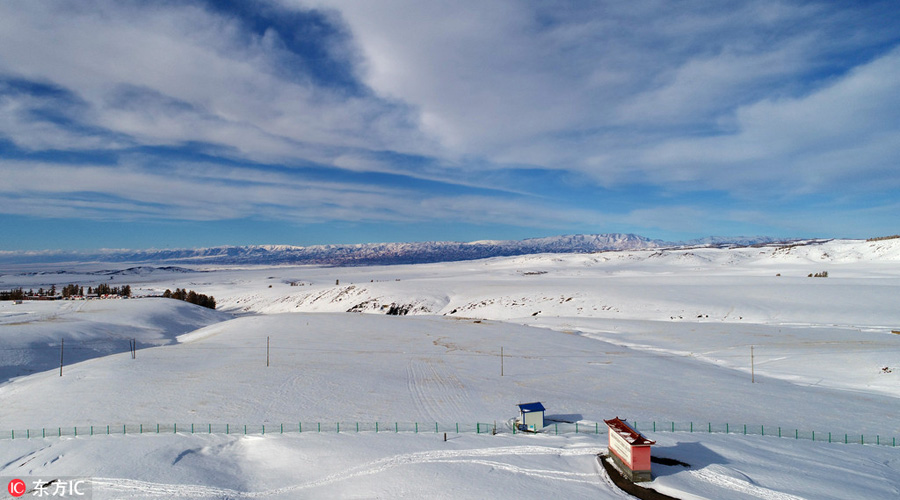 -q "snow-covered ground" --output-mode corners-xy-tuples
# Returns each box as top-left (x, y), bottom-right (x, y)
(1, 238), (899, 499)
